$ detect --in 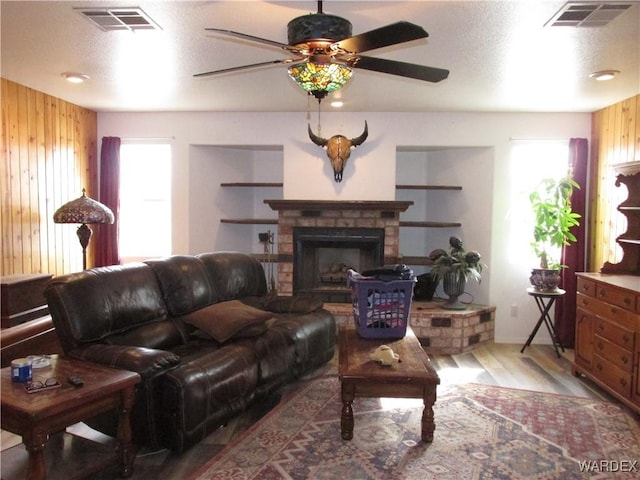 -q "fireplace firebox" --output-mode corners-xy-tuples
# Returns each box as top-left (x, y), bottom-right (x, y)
(293, 227), (384, 302)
